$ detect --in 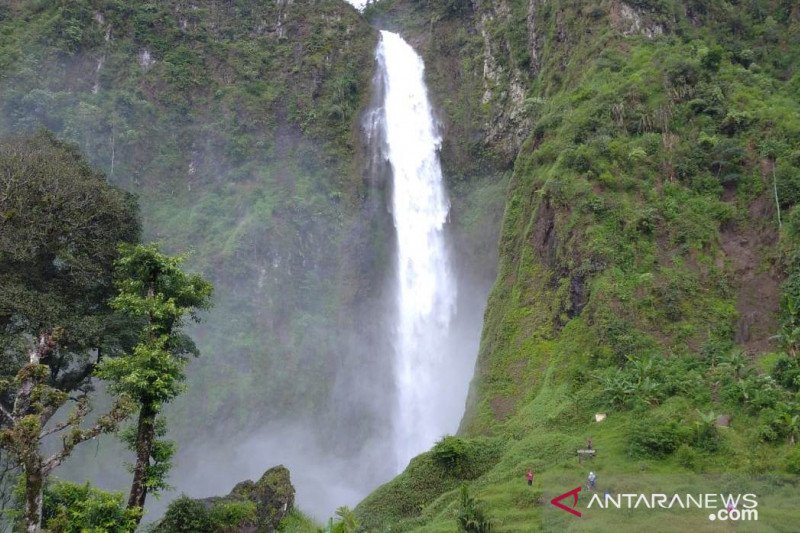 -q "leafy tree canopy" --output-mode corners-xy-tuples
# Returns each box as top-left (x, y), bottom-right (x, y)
(0, 131), (140, 390)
